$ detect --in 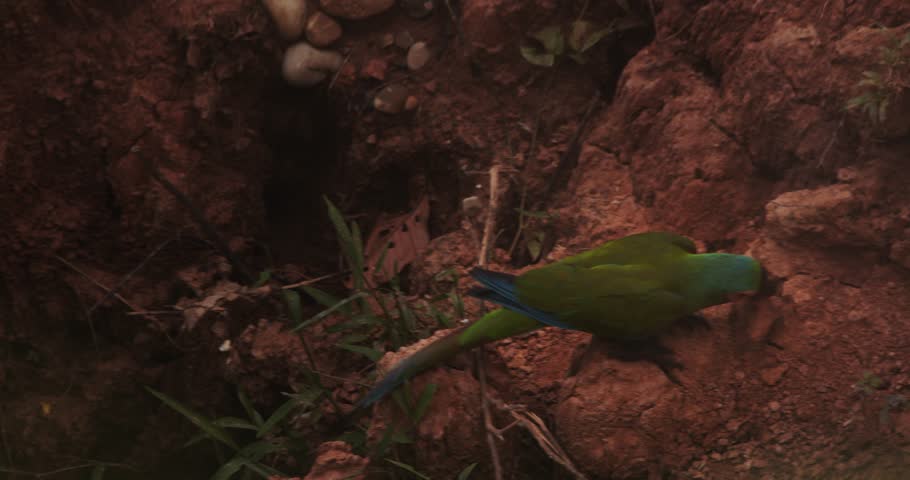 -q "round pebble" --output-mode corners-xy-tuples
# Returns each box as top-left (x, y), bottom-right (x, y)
(406, 41), (431, 70)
